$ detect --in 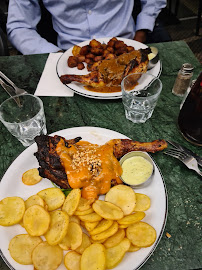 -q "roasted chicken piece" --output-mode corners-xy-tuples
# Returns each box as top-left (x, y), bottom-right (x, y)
(34, 135), (167, 199)
(34, 135), (82, 189)
(60, 48), (151, 87)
